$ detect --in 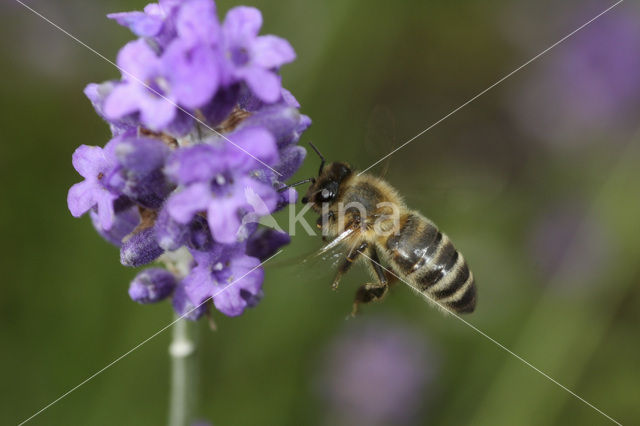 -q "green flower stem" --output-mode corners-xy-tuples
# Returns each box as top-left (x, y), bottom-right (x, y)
(168, 316), (199, 426)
